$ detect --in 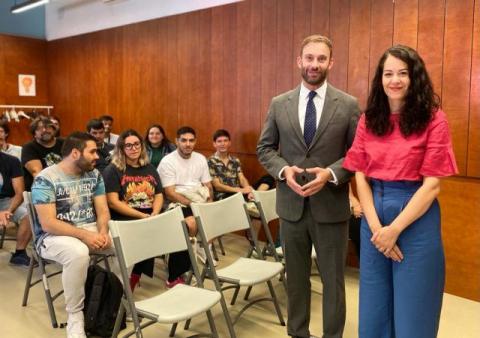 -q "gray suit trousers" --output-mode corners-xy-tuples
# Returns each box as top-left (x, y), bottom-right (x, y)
(281, 200), (348, 338)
